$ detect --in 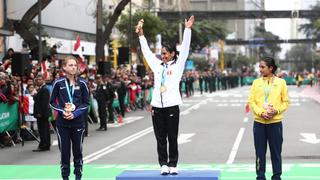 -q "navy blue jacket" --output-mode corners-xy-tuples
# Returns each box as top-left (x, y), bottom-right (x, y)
(50, 77), (90, 127)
